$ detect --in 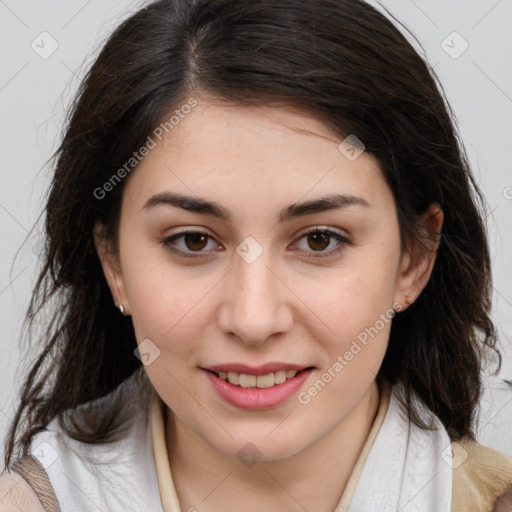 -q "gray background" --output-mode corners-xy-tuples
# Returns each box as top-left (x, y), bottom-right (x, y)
(1, 0), (511, 463)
